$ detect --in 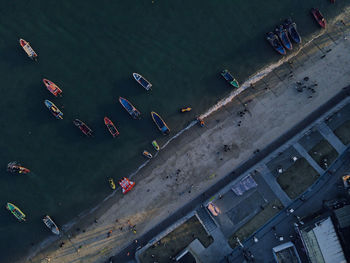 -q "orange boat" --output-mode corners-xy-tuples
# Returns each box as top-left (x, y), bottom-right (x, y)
(104, 117), (120, 138)
(43, 79), (62, 97)
(7, 162), (30, 175)
(19, 39), (38, 60)
(311, 8), (326, 29)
